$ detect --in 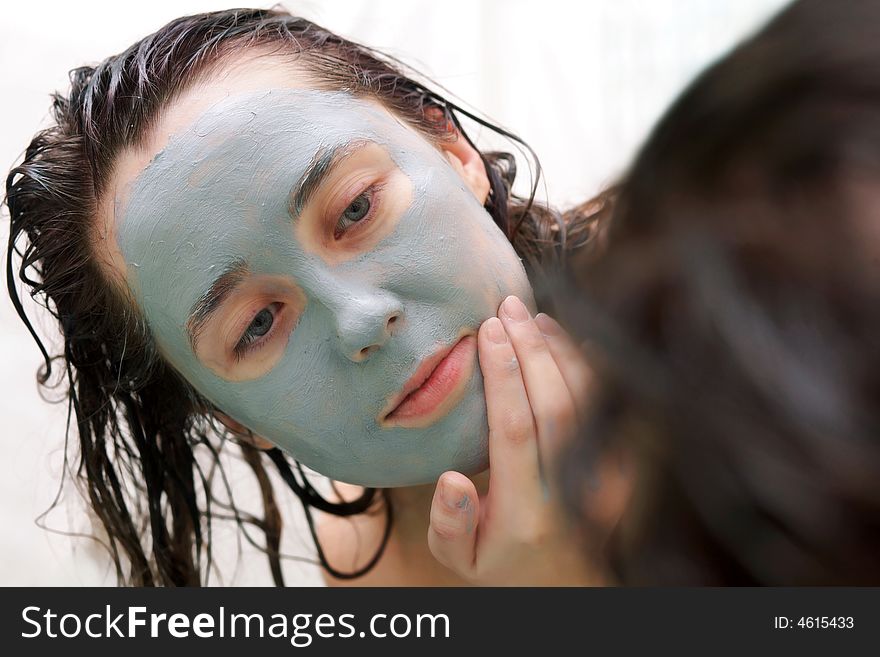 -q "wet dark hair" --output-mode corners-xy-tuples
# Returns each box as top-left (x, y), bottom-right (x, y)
(562, 0), (880, 584)
(5, 8), (610, 585)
